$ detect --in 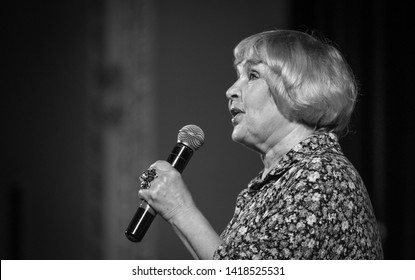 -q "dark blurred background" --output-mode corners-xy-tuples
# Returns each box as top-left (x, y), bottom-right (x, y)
(2, 0), (414, 259)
